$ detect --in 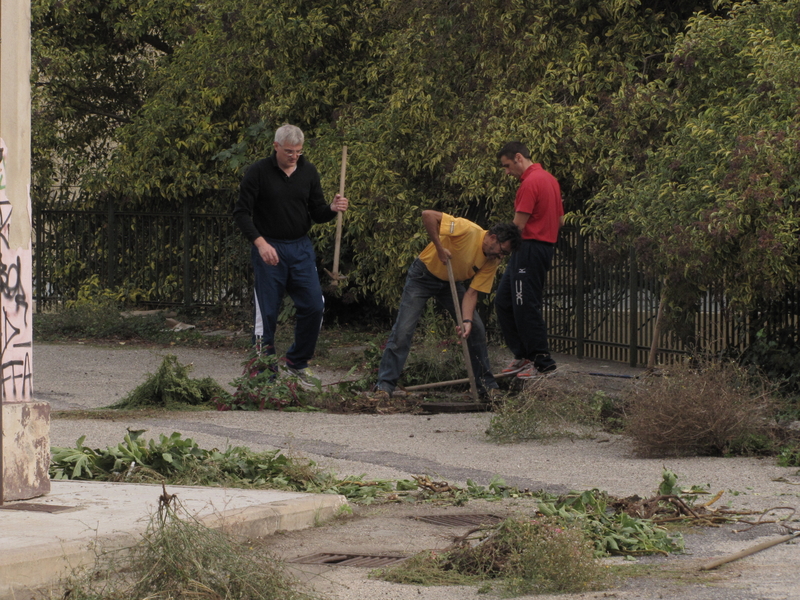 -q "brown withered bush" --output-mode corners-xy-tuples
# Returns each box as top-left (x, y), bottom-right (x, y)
(624, 359), (776, 457)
